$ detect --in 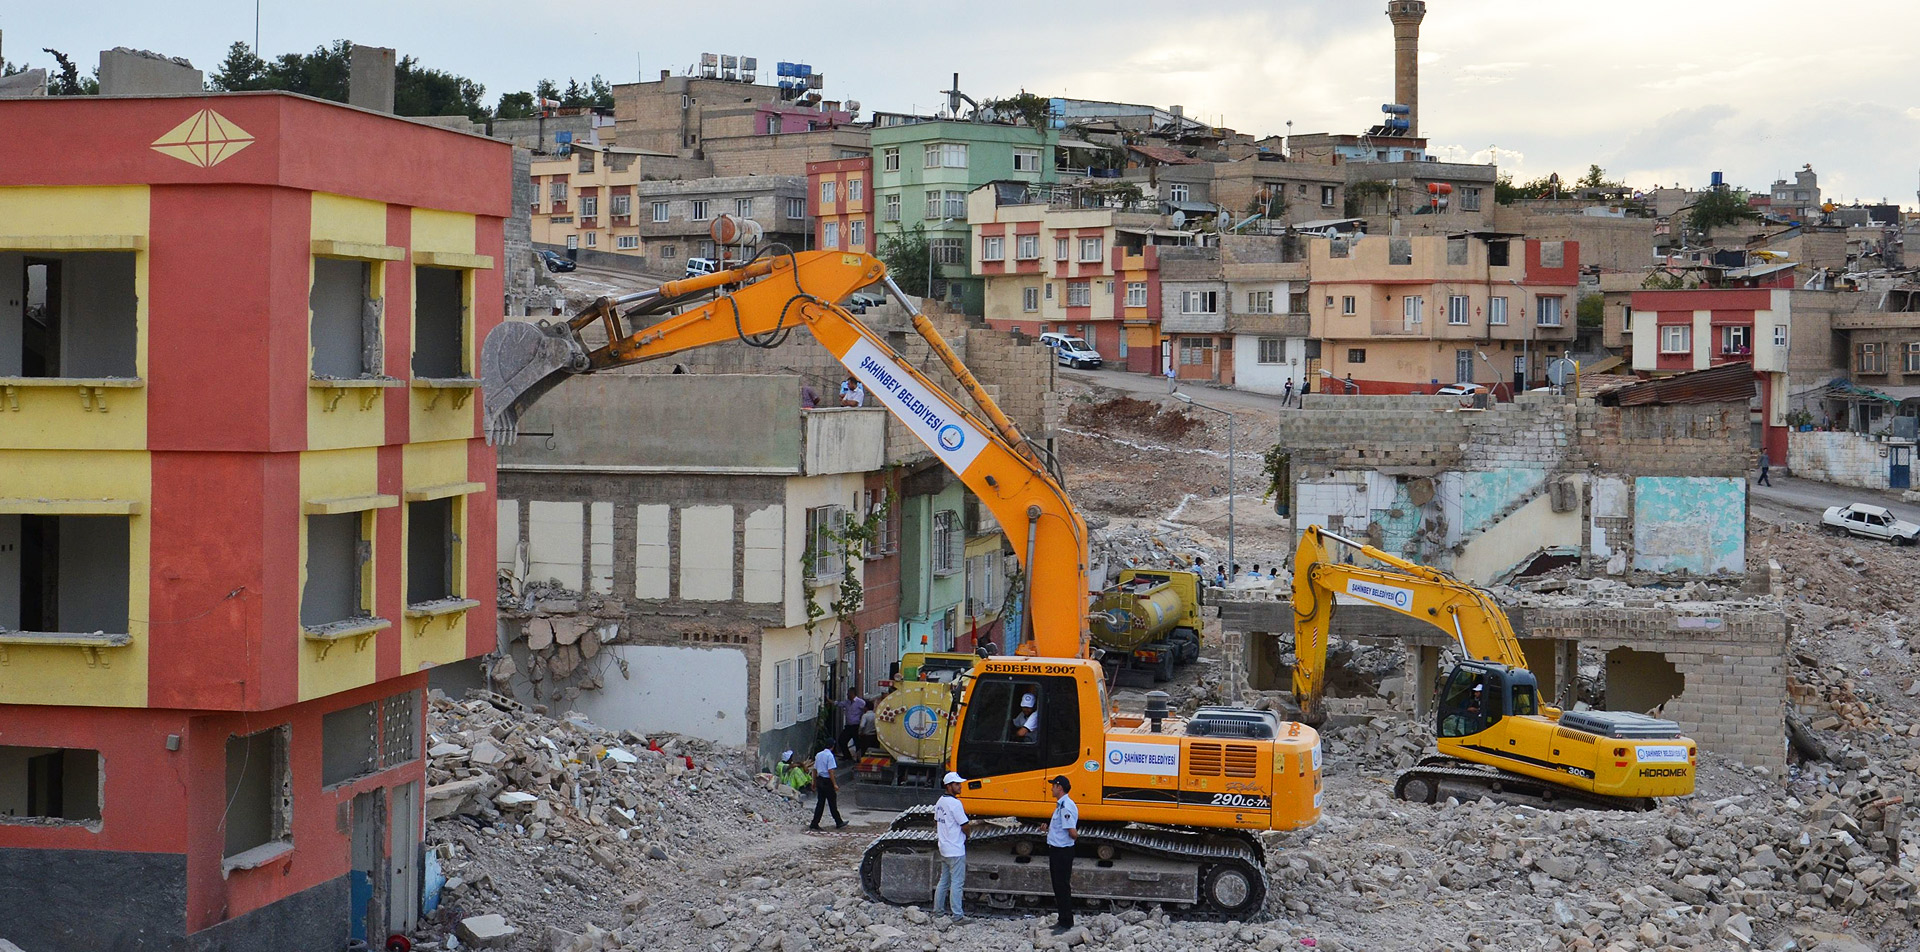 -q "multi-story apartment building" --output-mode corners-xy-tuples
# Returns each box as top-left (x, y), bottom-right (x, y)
(1767, 165), (1823, 222)
(1158, 237), (1314, 390)
(1154, 156), (1349, 228)
(870, 117), (1057, 314)
(808, 156), (873, 254)
(529, 143), (709, 255)
(611, 70), (856, 163)
(0, 93), (503, 948)
(967, 183), (1168, 371)
(496, 374), (889, 760)
(1630, 279), (1796, 461)
(629, 175), (809, 264)
(1311, 234), (1580, 394)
